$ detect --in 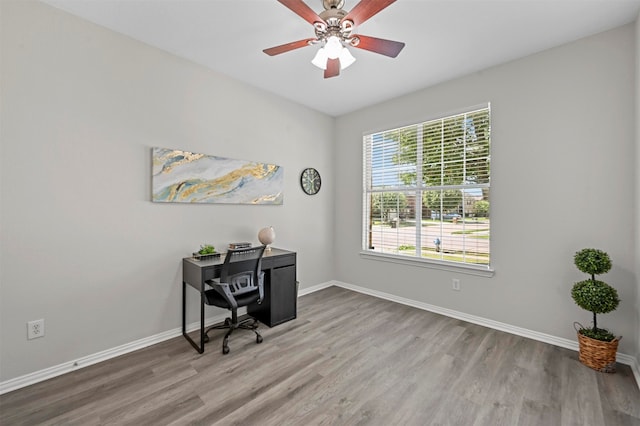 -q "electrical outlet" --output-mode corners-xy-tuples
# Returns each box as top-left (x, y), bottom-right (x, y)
(452, 279), (461, 291)
(27, 319), (45, 340)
